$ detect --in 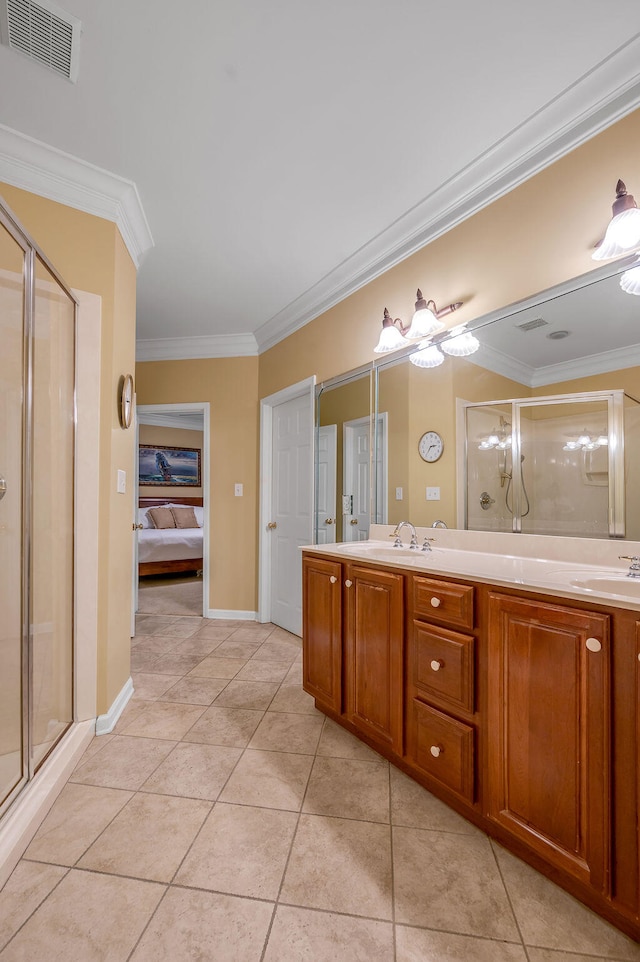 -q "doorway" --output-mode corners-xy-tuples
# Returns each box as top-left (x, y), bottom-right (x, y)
(135, 403), (210, 621)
